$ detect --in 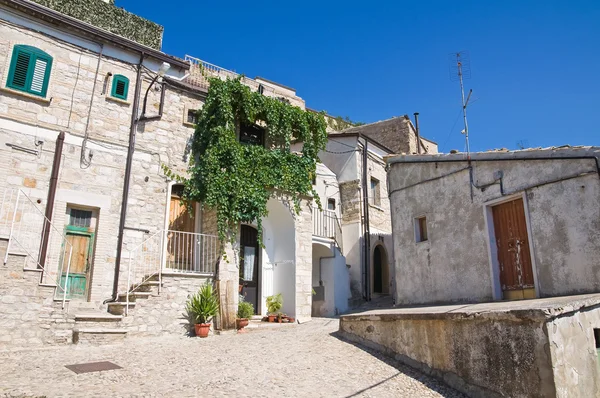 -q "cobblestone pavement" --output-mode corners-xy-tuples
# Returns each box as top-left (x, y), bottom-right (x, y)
(0, 318), (464, 398)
